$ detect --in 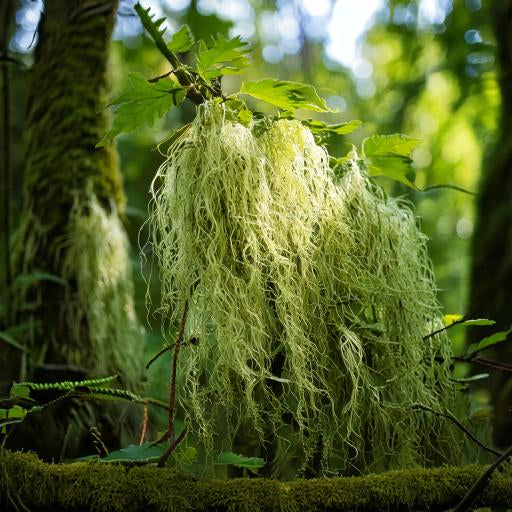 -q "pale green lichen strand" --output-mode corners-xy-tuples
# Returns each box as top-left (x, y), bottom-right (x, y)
(149, 101), (475, 475)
